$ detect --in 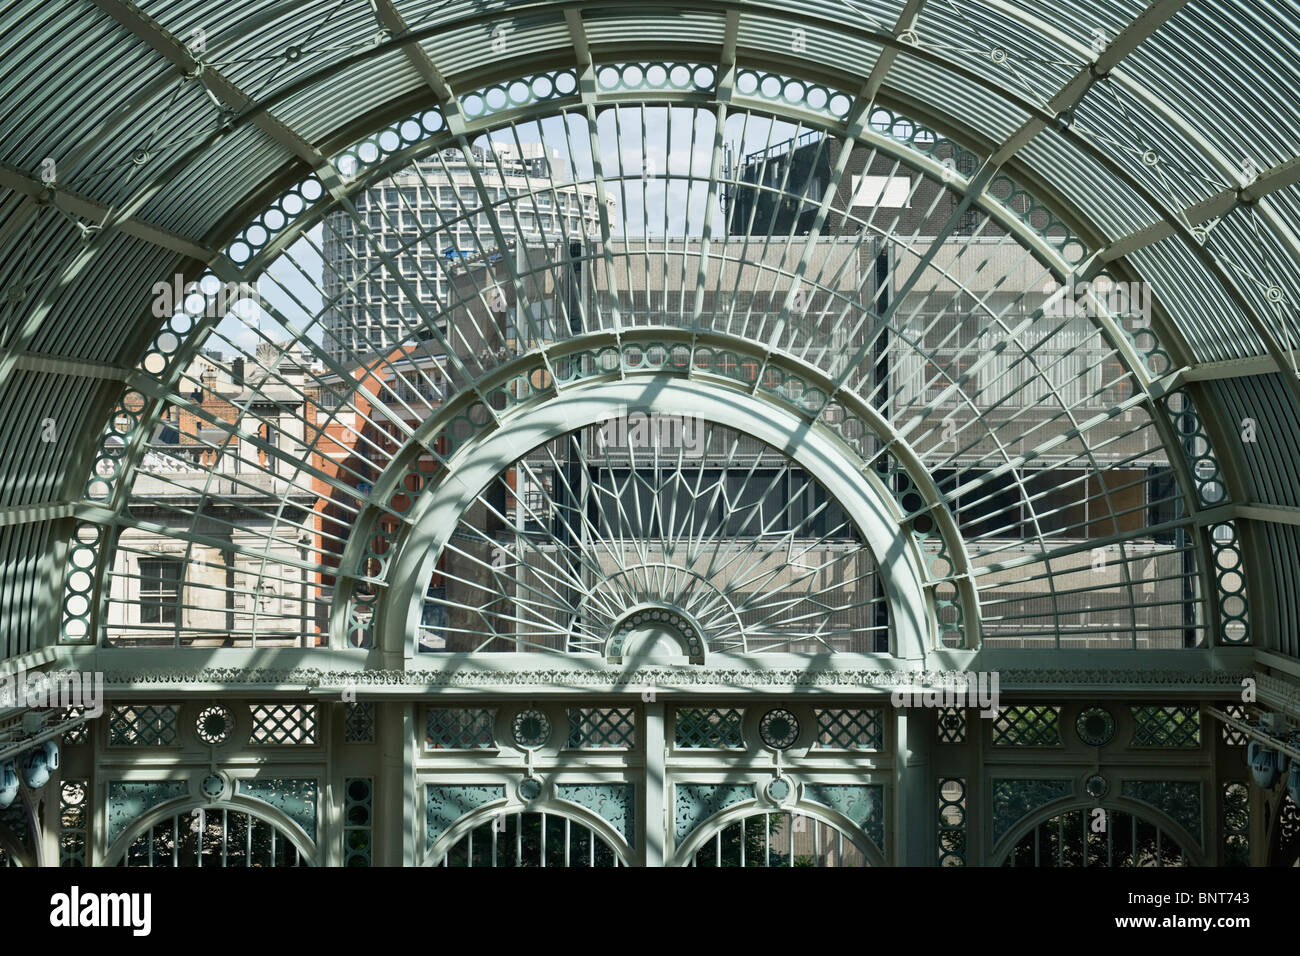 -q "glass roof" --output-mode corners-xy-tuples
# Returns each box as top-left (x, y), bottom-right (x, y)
(0, 0), (1297, 660)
